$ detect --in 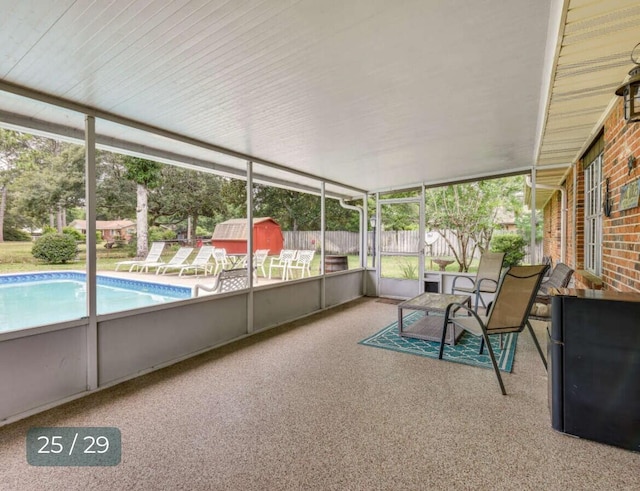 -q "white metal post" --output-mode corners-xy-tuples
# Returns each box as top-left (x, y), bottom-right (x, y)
(246, 161), (254, 333)
(530, 168), (537, 264)
(85, 115), (98, 390)
(320, 182), (326, 309)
